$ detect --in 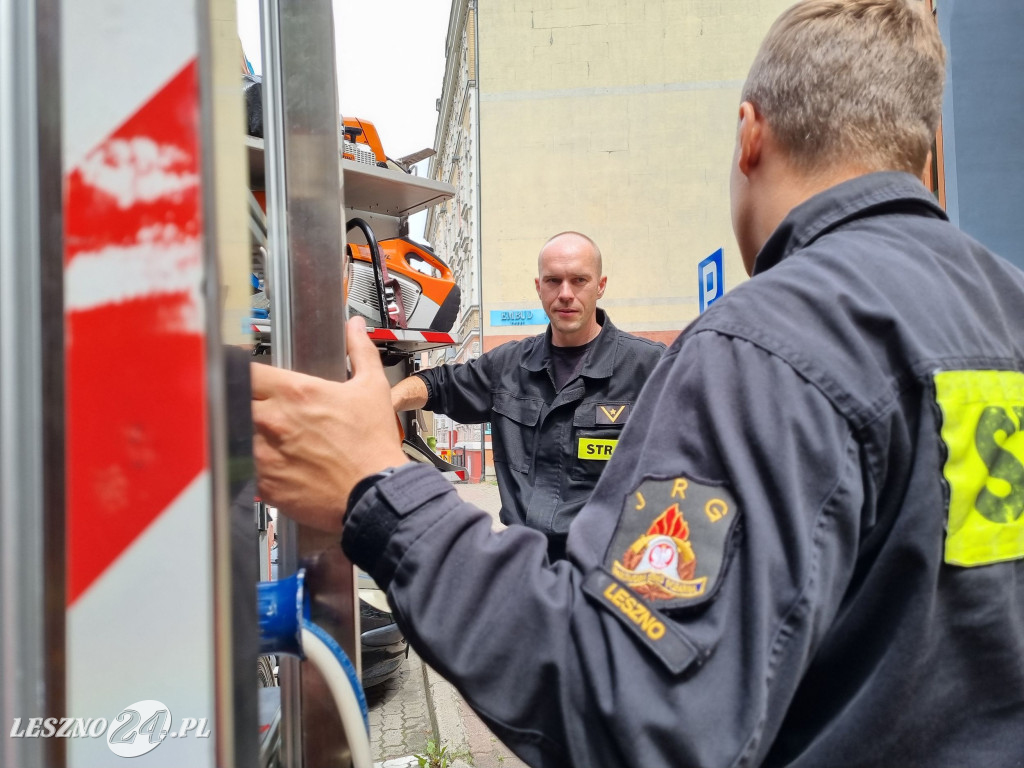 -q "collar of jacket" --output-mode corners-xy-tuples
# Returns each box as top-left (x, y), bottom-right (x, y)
(521, 308), (618, 379)
(752, 171), (948, 276)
